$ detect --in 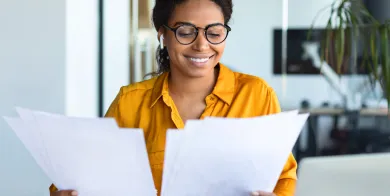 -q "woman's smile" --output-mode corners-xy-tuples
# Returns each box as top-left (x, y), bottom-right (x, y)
(184, 54), (215, 67)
